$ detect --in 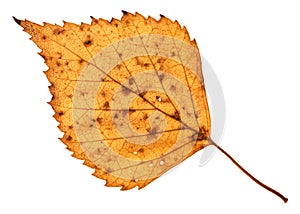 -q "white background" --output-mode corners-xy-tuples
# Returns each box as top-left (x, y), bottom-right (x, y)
(1, 0), (299, 213)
